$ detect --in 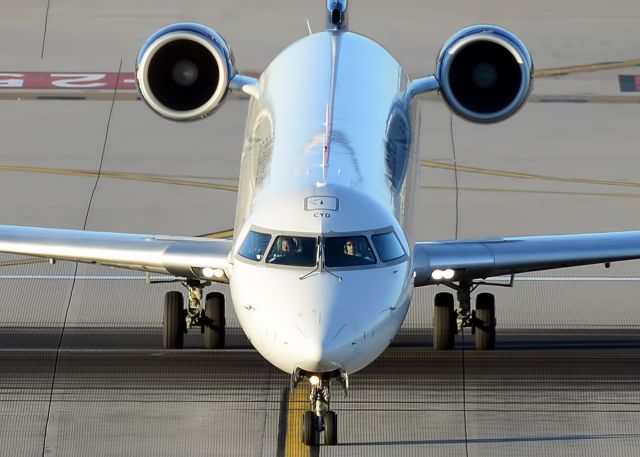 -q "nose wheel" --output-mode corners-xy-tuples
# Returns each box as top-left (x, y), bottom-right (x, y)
(323, 410), (337, 445)
(302, 410), (337, 446)
(302, 411), (317, 446)
(299, 376), (339, 446)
